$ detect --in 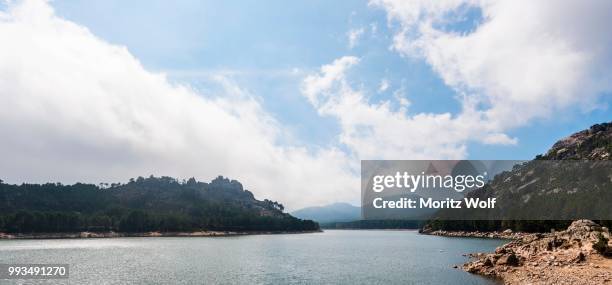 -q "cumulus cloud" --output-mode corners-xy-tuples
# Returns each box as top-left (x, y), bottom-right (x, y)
(371, 0), (612, 130)
(378, 78), (390, 93)
(347, 27), (365, 49)
(393, 84), (410, 111)
(301, 56), (516, 160)
(0, 0), (357, 210)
